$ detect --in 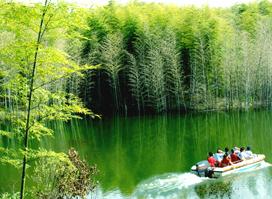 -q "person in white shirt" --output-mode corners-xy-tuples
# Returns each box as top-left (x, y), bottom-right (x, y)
(244, 146), (253, 159)
(238, 147), (246, 160)
(214, 148), (224, 162)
